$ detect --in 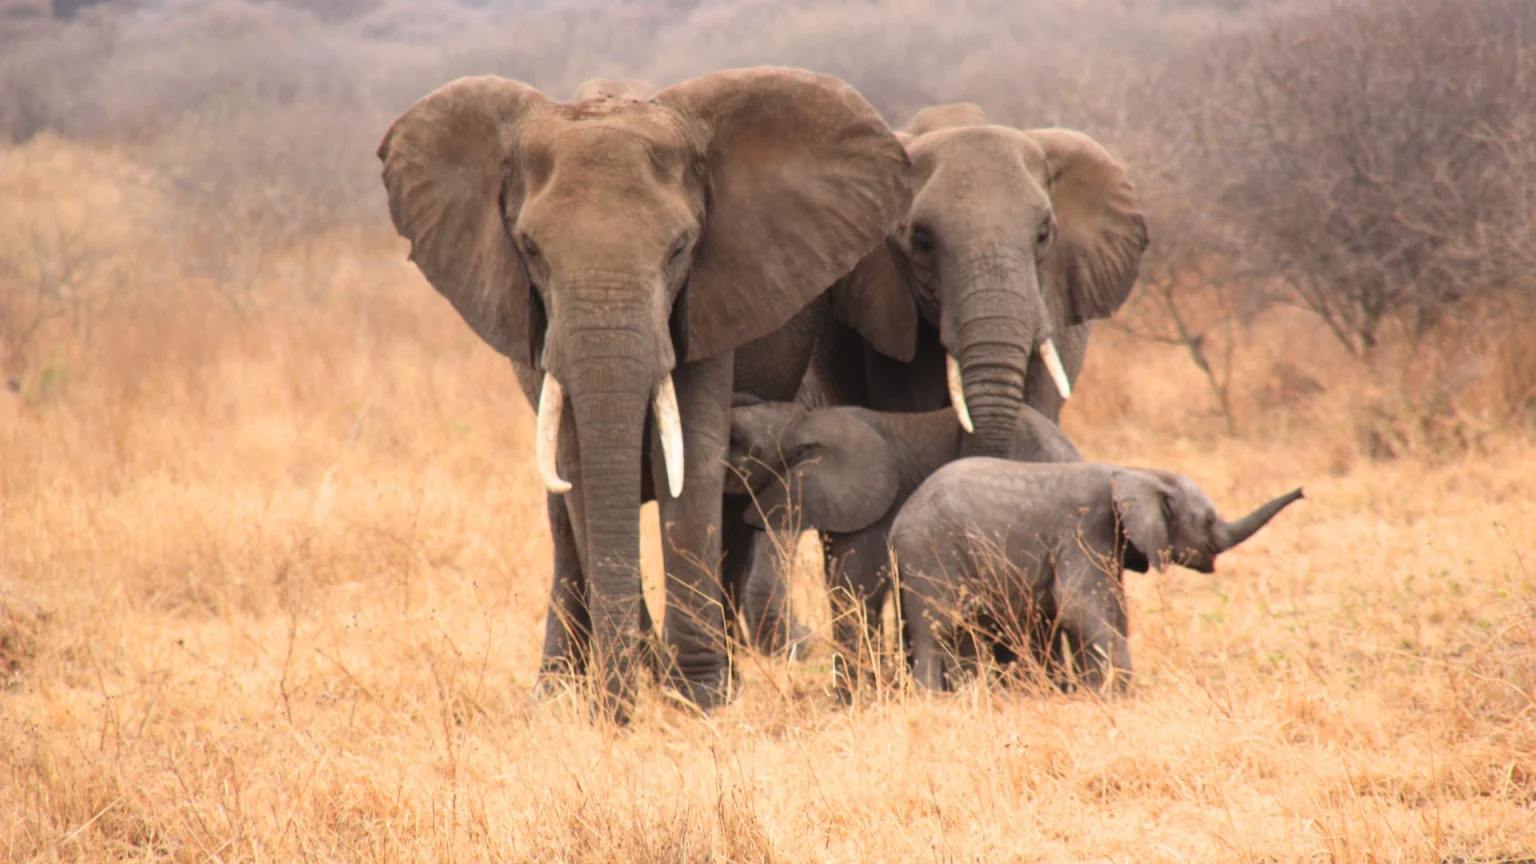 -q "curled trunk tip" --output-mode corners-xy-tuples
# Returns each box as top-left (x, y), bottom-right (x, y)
(1218, 487), (1304, 552)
